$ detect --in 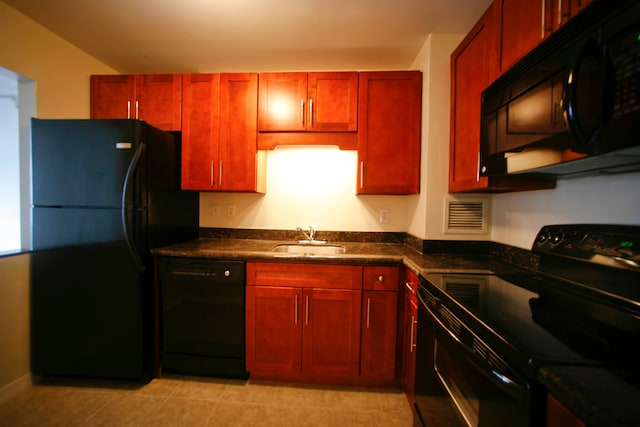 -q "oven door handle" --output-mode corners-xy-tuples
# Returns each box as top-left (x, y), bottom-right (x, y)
(418, 290), (528, 401)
